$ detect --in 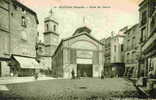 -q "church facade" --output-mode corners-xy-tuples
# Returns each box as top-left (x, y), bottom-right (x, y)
(52, 27), (104, 78)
